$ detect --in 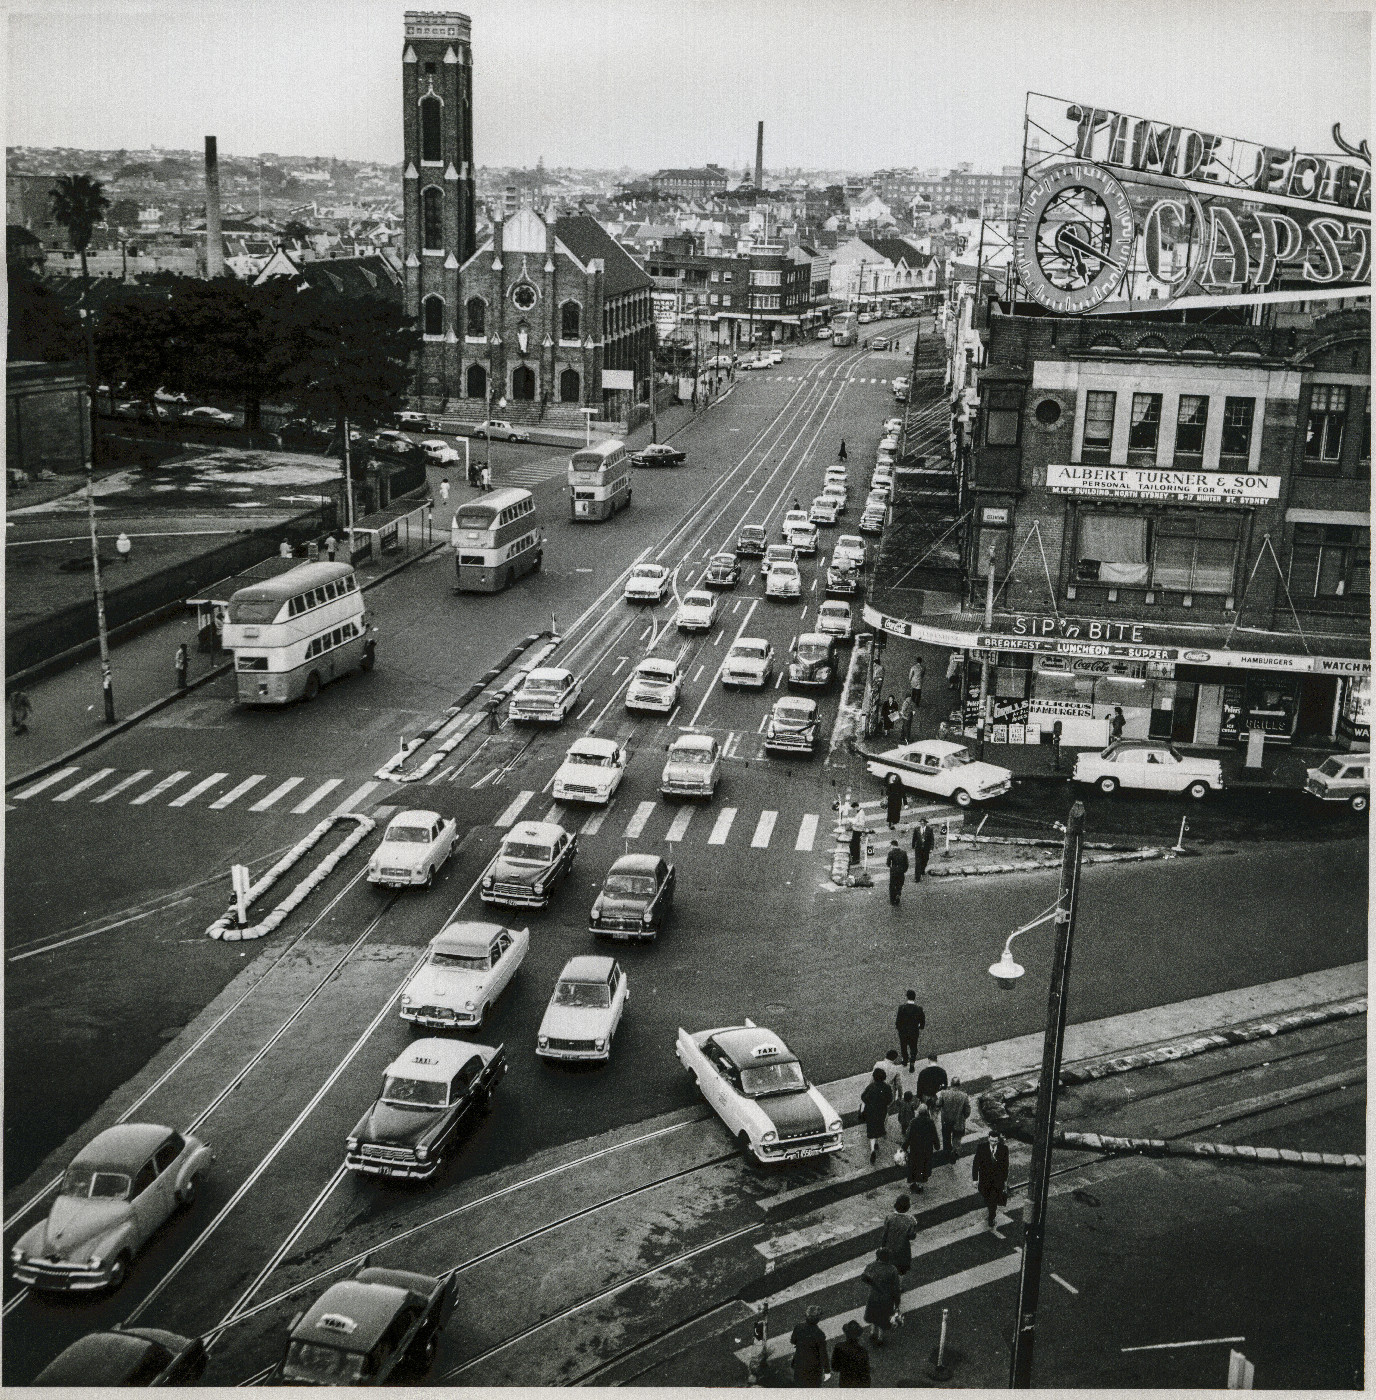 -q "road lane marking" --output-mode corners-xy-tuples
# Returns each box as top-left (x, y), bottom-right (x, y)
(428, 765), (456, 785)
(131, 771), (191, 805)
(209, 775), (267, 809)
(52, 767), (115, 801)
(612, 656), (629, 674)
(624, 801), (656, 838)
(169, 772), (229, 807)
(664, 806), (694, 843)
(576, 699), (596, 718)
(795, 814), (818, 851)
(693, 665), (705, 681)
(471, 766), (500, 790)
(14, 767), (80, 799)
(8, 900), (192, 963)
(89, 769), (154, 803)
(581, 807), (608, 835)
(1051, 1273), (1079, 1295)
(332, 781), (379, 815)
(290, 779), (342, 813)
(249, 777), (302, 811)
(708, 807), (737, 845)
(751, 810), (777, 847)
(1121, 1337), (1246, 1353)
